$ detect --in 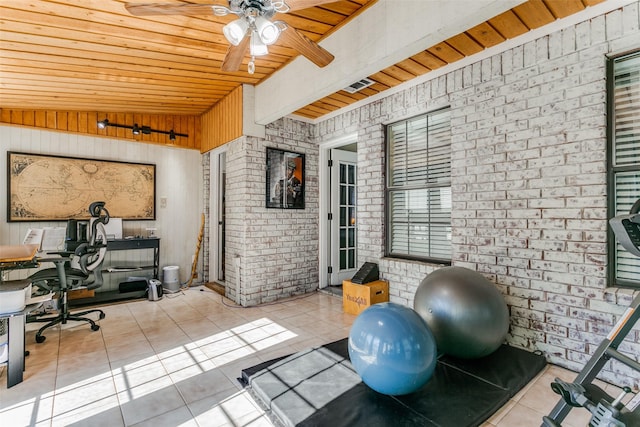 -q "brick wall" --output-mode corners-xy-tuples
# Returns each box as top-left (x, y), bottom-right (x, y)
(312, 3), (640, 388)
(220, 119), (320, 306)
